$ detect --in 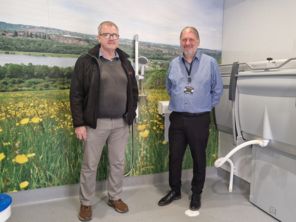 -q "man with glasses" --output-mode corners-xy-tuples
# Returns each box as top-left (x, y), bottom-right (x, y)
(70, 21), (138, 221)
(158, 26), (223, 211)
